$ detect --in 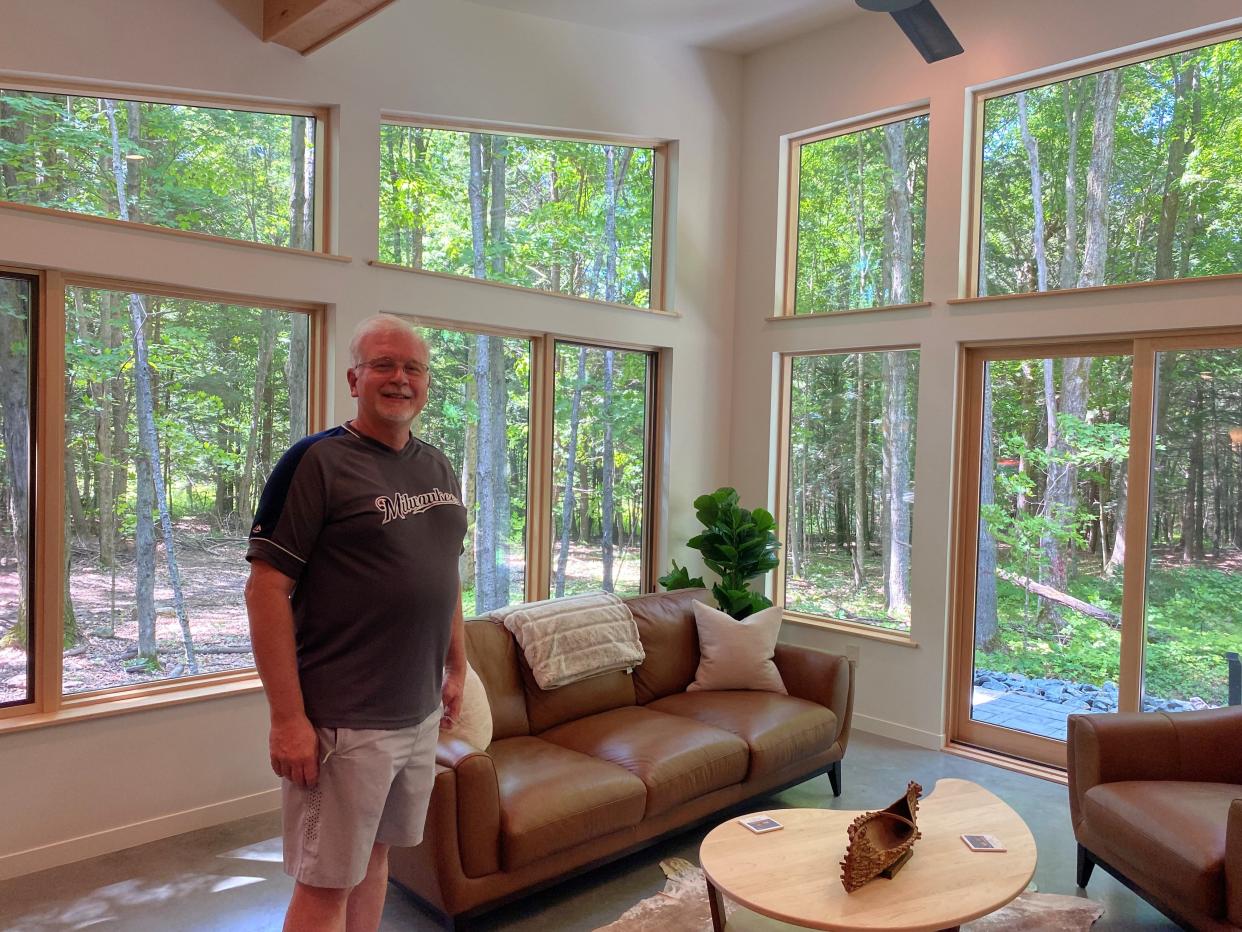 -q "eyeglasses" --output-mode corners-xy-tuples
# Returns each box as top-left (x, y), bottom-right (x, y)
(355, 357), (429, 378)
